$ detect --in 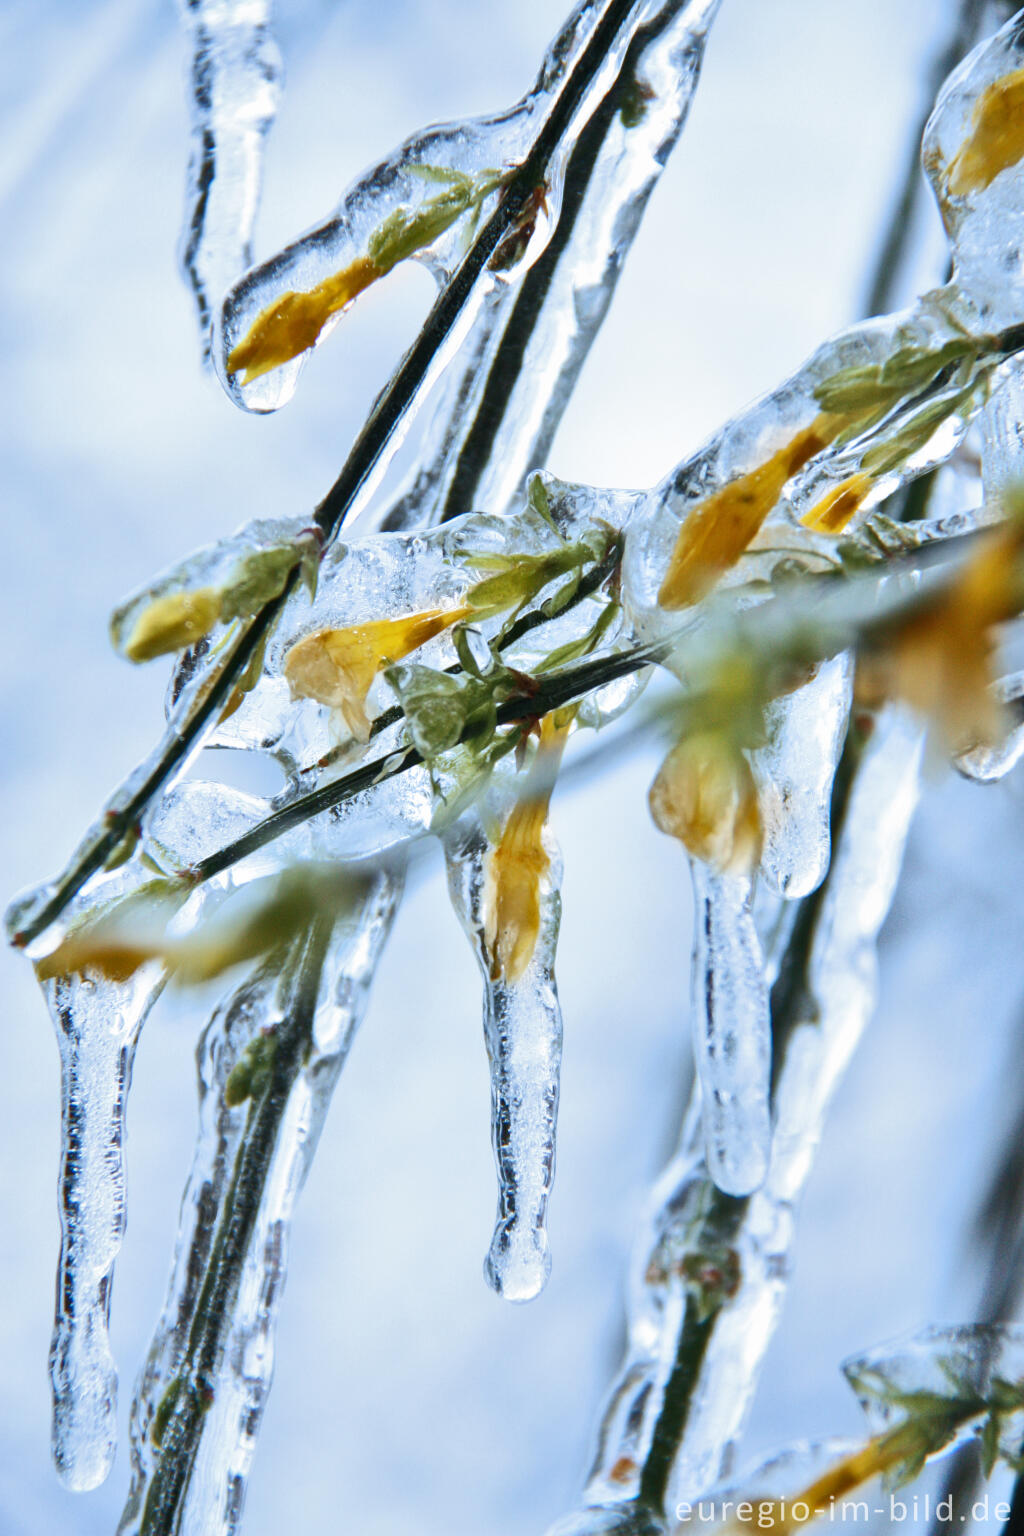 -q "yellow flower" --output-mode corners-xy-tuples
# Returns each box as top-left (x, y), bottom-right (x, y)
(227, 256), (381, 385)
(648, 730), (762, 874)
(121, 588), (222, 663)
(800, 471), (874, 535)
(483, 715), (570, 984)
(659, 414), (847, 610)
(946, 65), (1024, 197)
(858, 520), (1024, 754)
(732, 1434), (911, 1536)
(283, 606), (471, 741)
